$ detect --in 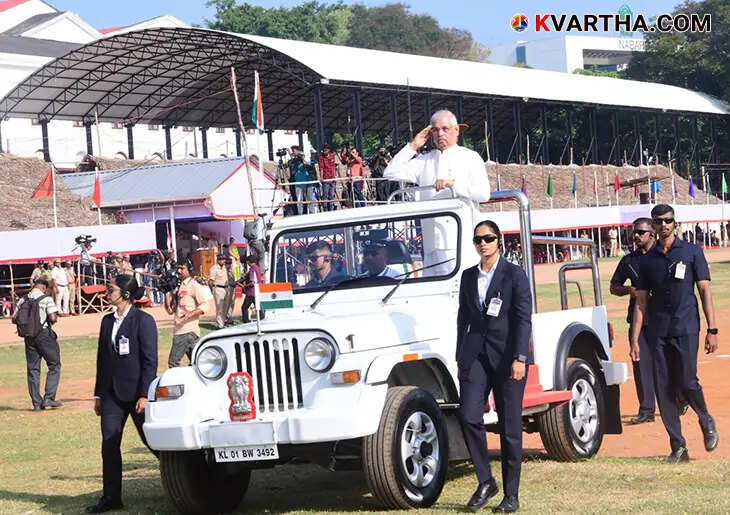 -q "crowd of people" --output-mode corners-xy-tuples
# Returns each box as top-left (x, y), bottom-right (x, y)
(279, 143), (400, 215)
